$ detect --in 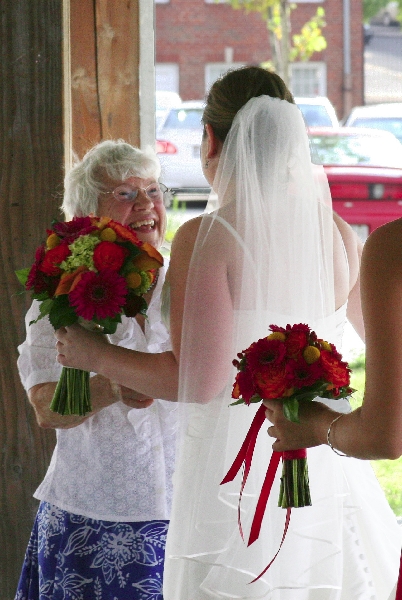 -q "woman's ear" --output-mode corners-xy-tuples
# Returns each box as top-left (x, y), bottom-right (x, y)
(204, 123), (222, 159)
